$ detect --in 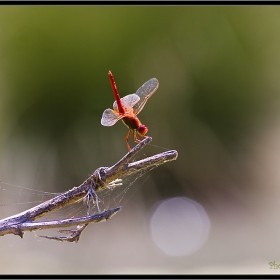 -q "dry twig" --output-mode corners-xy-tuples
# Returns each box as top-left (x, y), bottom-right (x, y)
(0, 136), (178, 242)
